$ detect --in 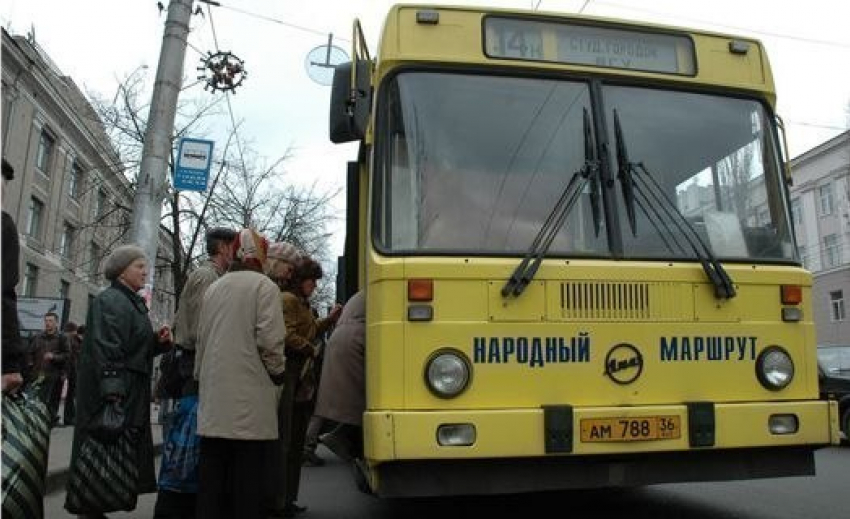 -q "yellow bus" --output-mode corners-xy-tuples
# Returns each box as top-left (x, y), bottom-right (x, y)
(329, 4), (840, 497)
